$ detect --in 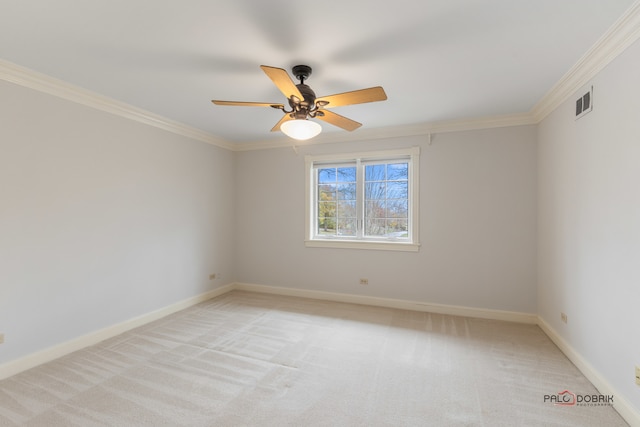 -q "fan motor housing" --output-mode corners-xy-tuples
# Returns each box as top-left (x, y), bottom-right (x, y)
(295, 84), (316, 107)
(289, 84), (316, 119)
